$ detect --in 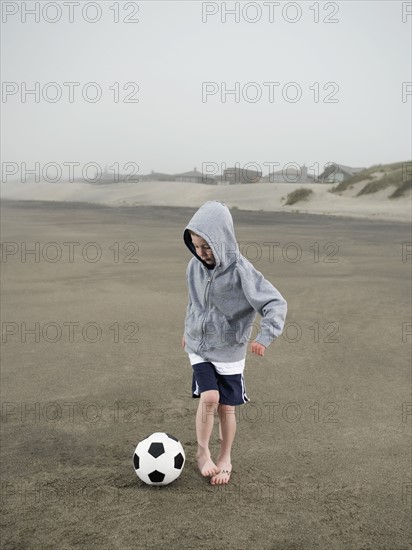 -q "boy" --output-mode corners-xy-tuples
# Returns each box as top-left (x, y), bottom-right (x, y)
(181, 201), (287, 485)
